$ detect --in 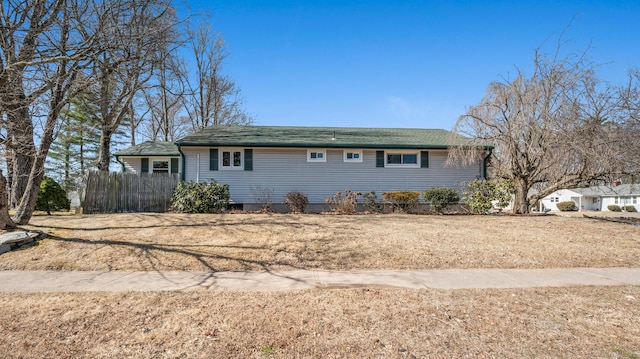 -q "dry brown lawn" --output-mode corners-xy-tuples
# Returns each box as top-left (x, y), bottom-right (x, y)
(1, 286), (639, 358)
(2, 213), (640, 358)
(1, 212), (639, 271)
